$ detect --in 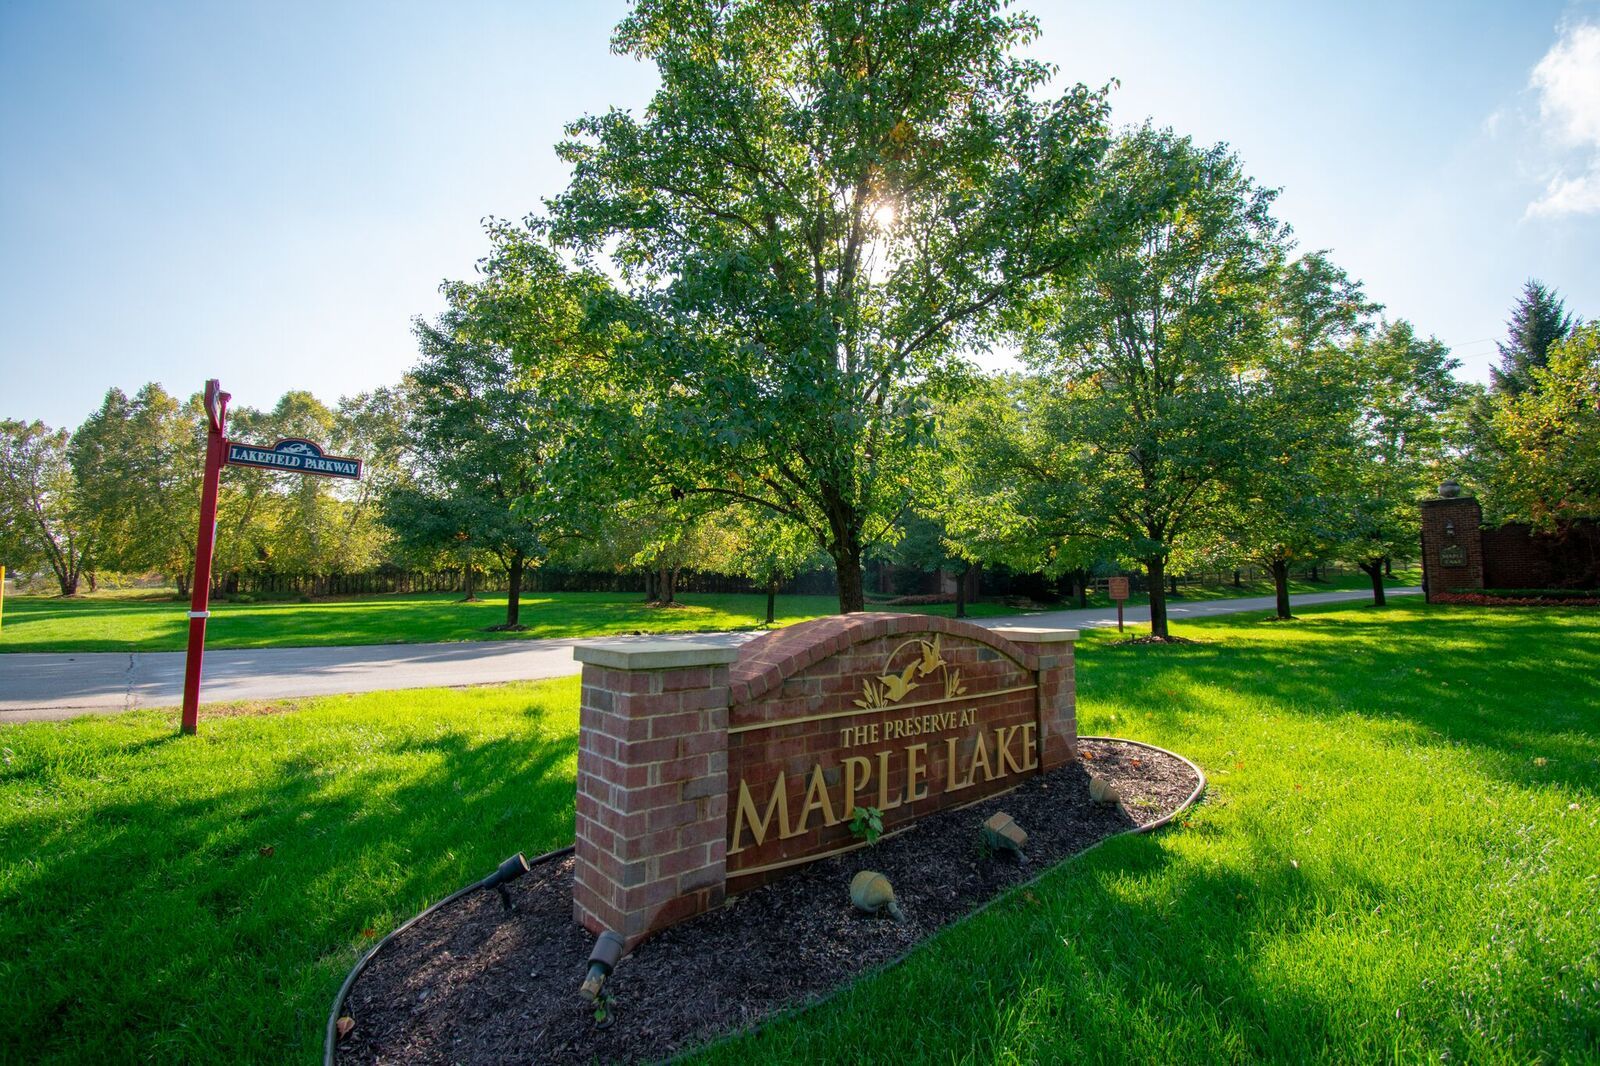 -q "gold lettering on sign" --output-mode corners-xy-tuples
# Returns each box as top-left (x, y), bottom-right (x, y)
(944, 735), (972, 793)
(843, 755), (872, 817)
(795, 764), (838, 834)
(730, 770), (791, 854)
(906, 742), (929, 801)
(876, 749), (904, 811)
(995, 726), (1026, 776)
(730, 723), (1045, 855)
(969, 729), (994, 783)
(730, 634), (1048, 859)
